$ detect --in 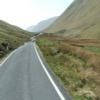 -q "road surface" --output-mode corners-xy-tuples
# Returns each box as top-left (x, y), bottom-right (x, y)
(0, 42), (71, 100)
